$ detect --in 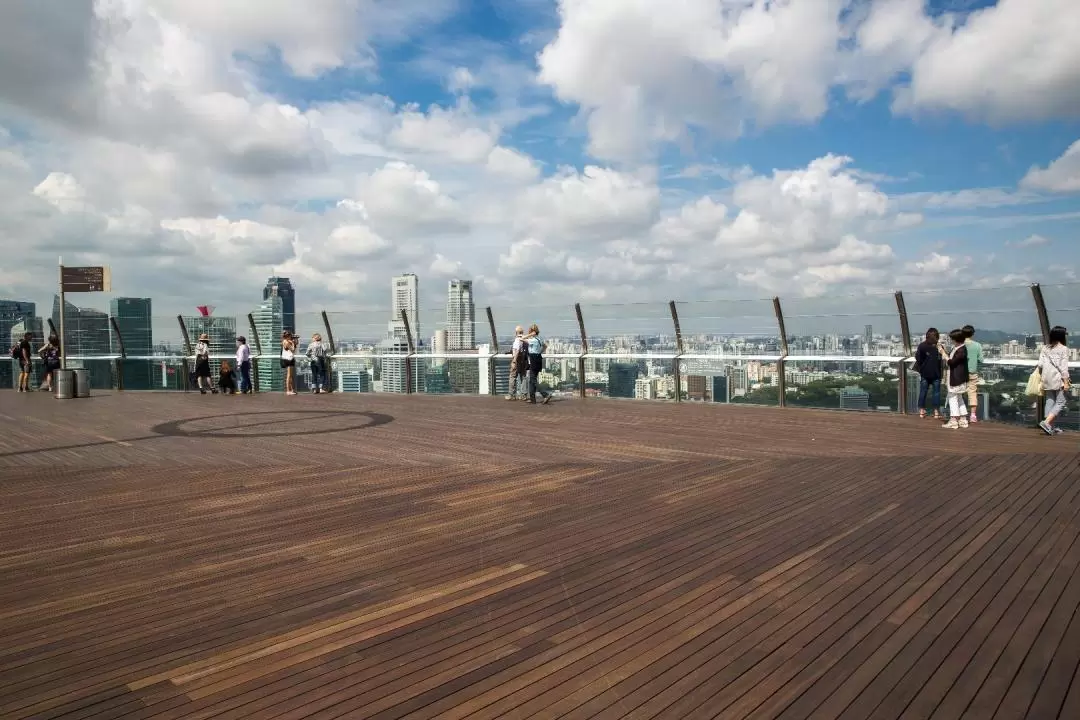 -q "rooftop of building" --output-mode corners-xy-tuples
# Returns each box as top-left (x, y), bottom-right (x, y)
(1, 391), (1078, 719)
